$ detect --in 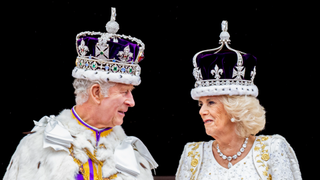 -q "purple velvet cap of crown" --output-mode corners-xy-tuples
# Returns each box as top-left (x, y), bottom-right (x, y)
(195, 49), (257, 81)
(77, 36), (142, 63)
